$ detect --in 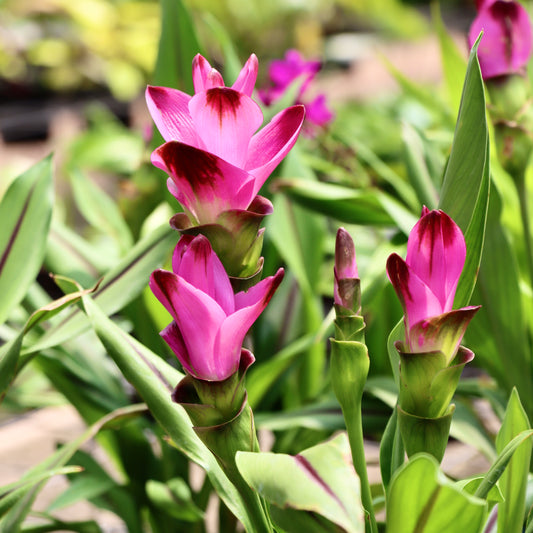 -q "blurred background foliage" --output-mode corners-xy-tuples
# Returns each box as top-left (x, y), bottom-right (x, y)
(0, 0), (474, 100)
